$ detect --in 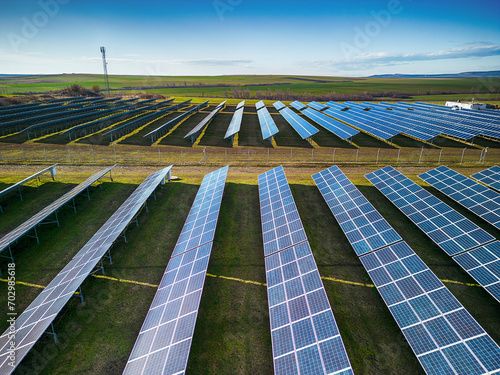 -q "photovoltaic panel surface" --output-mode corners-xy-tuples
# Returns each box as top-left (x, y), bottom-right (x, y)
(360, 241), (500, 375)
(366, 166), (495, 256)
(290, 101), (307, 111)
(258, 166), (353, 375)
(273, 101), (286, 111)
(471, 166), (500, 191)
(307, 102), (328, 111)
(0, 166), (172, 374)
(301, 108), (358, 141)
(256, 100), (265, 110)
(279, 107), (319, 140)
(419, 166), (500, 231)
(312, 166), (401, 256)
(257, 105), (279, 140)
(454, 242), (500, 302)
(224, 106), (244, 139)
(0, 164), (57, 199)
(0, 165), (116, 255)
(123, 166), (227, 375)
